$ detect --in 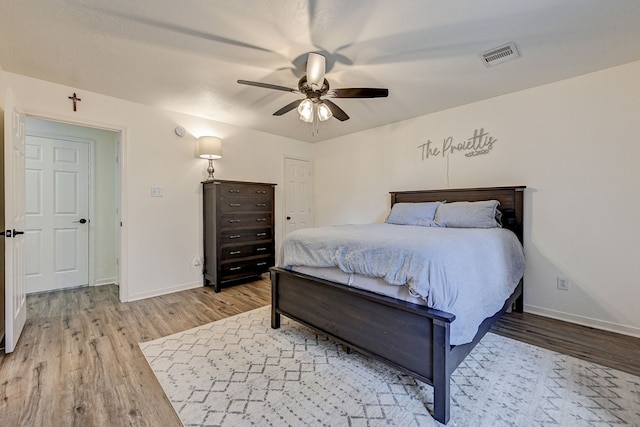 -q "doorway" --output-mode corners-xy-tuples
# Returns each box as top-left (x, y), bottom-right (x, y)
(24, 117), (119, 294)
